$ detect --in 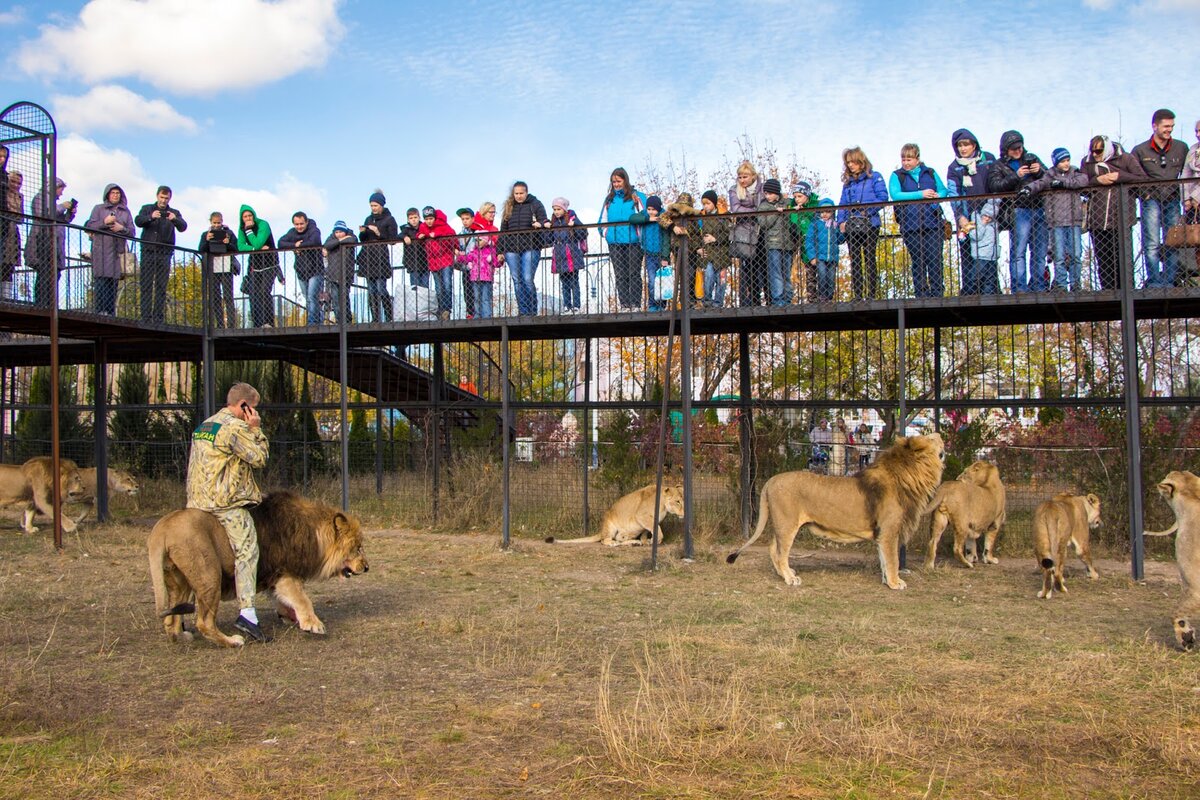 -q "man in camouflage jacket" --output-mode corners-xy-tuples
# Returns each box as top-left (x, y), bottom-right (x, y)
(186, 382), (270, 641)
